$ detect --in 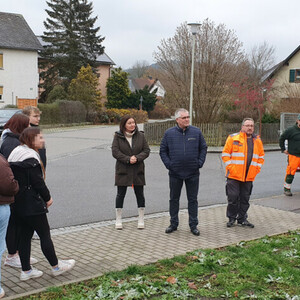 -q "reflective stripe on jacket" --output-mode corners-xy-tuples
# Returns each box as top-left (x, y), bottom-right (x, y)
(222, 131), (265, 182)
